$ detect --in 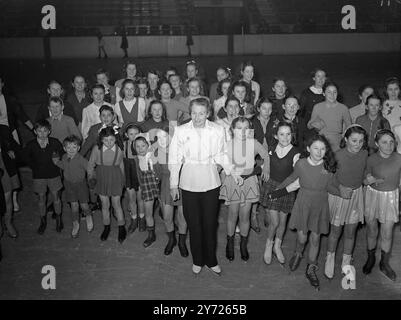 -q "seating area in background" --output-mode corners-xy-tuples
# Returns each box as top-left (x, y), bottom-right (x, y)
(0, 0), (196, 37)
(252, 0), (401, 33)
(0, 0), (400, 37)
